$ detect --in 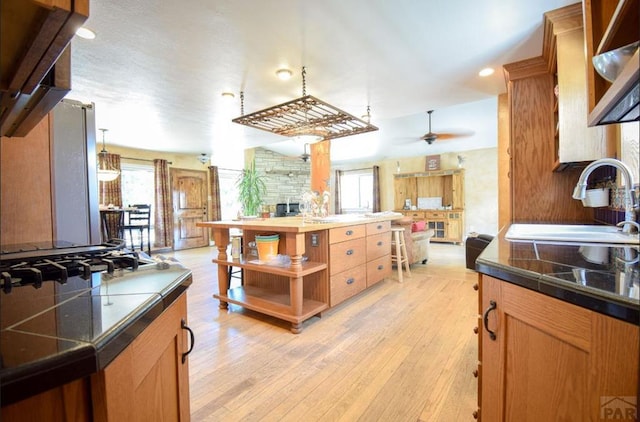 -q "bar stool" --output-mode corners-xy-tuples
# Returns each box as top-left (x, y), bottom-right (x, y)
(391, 227), (411, 282)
